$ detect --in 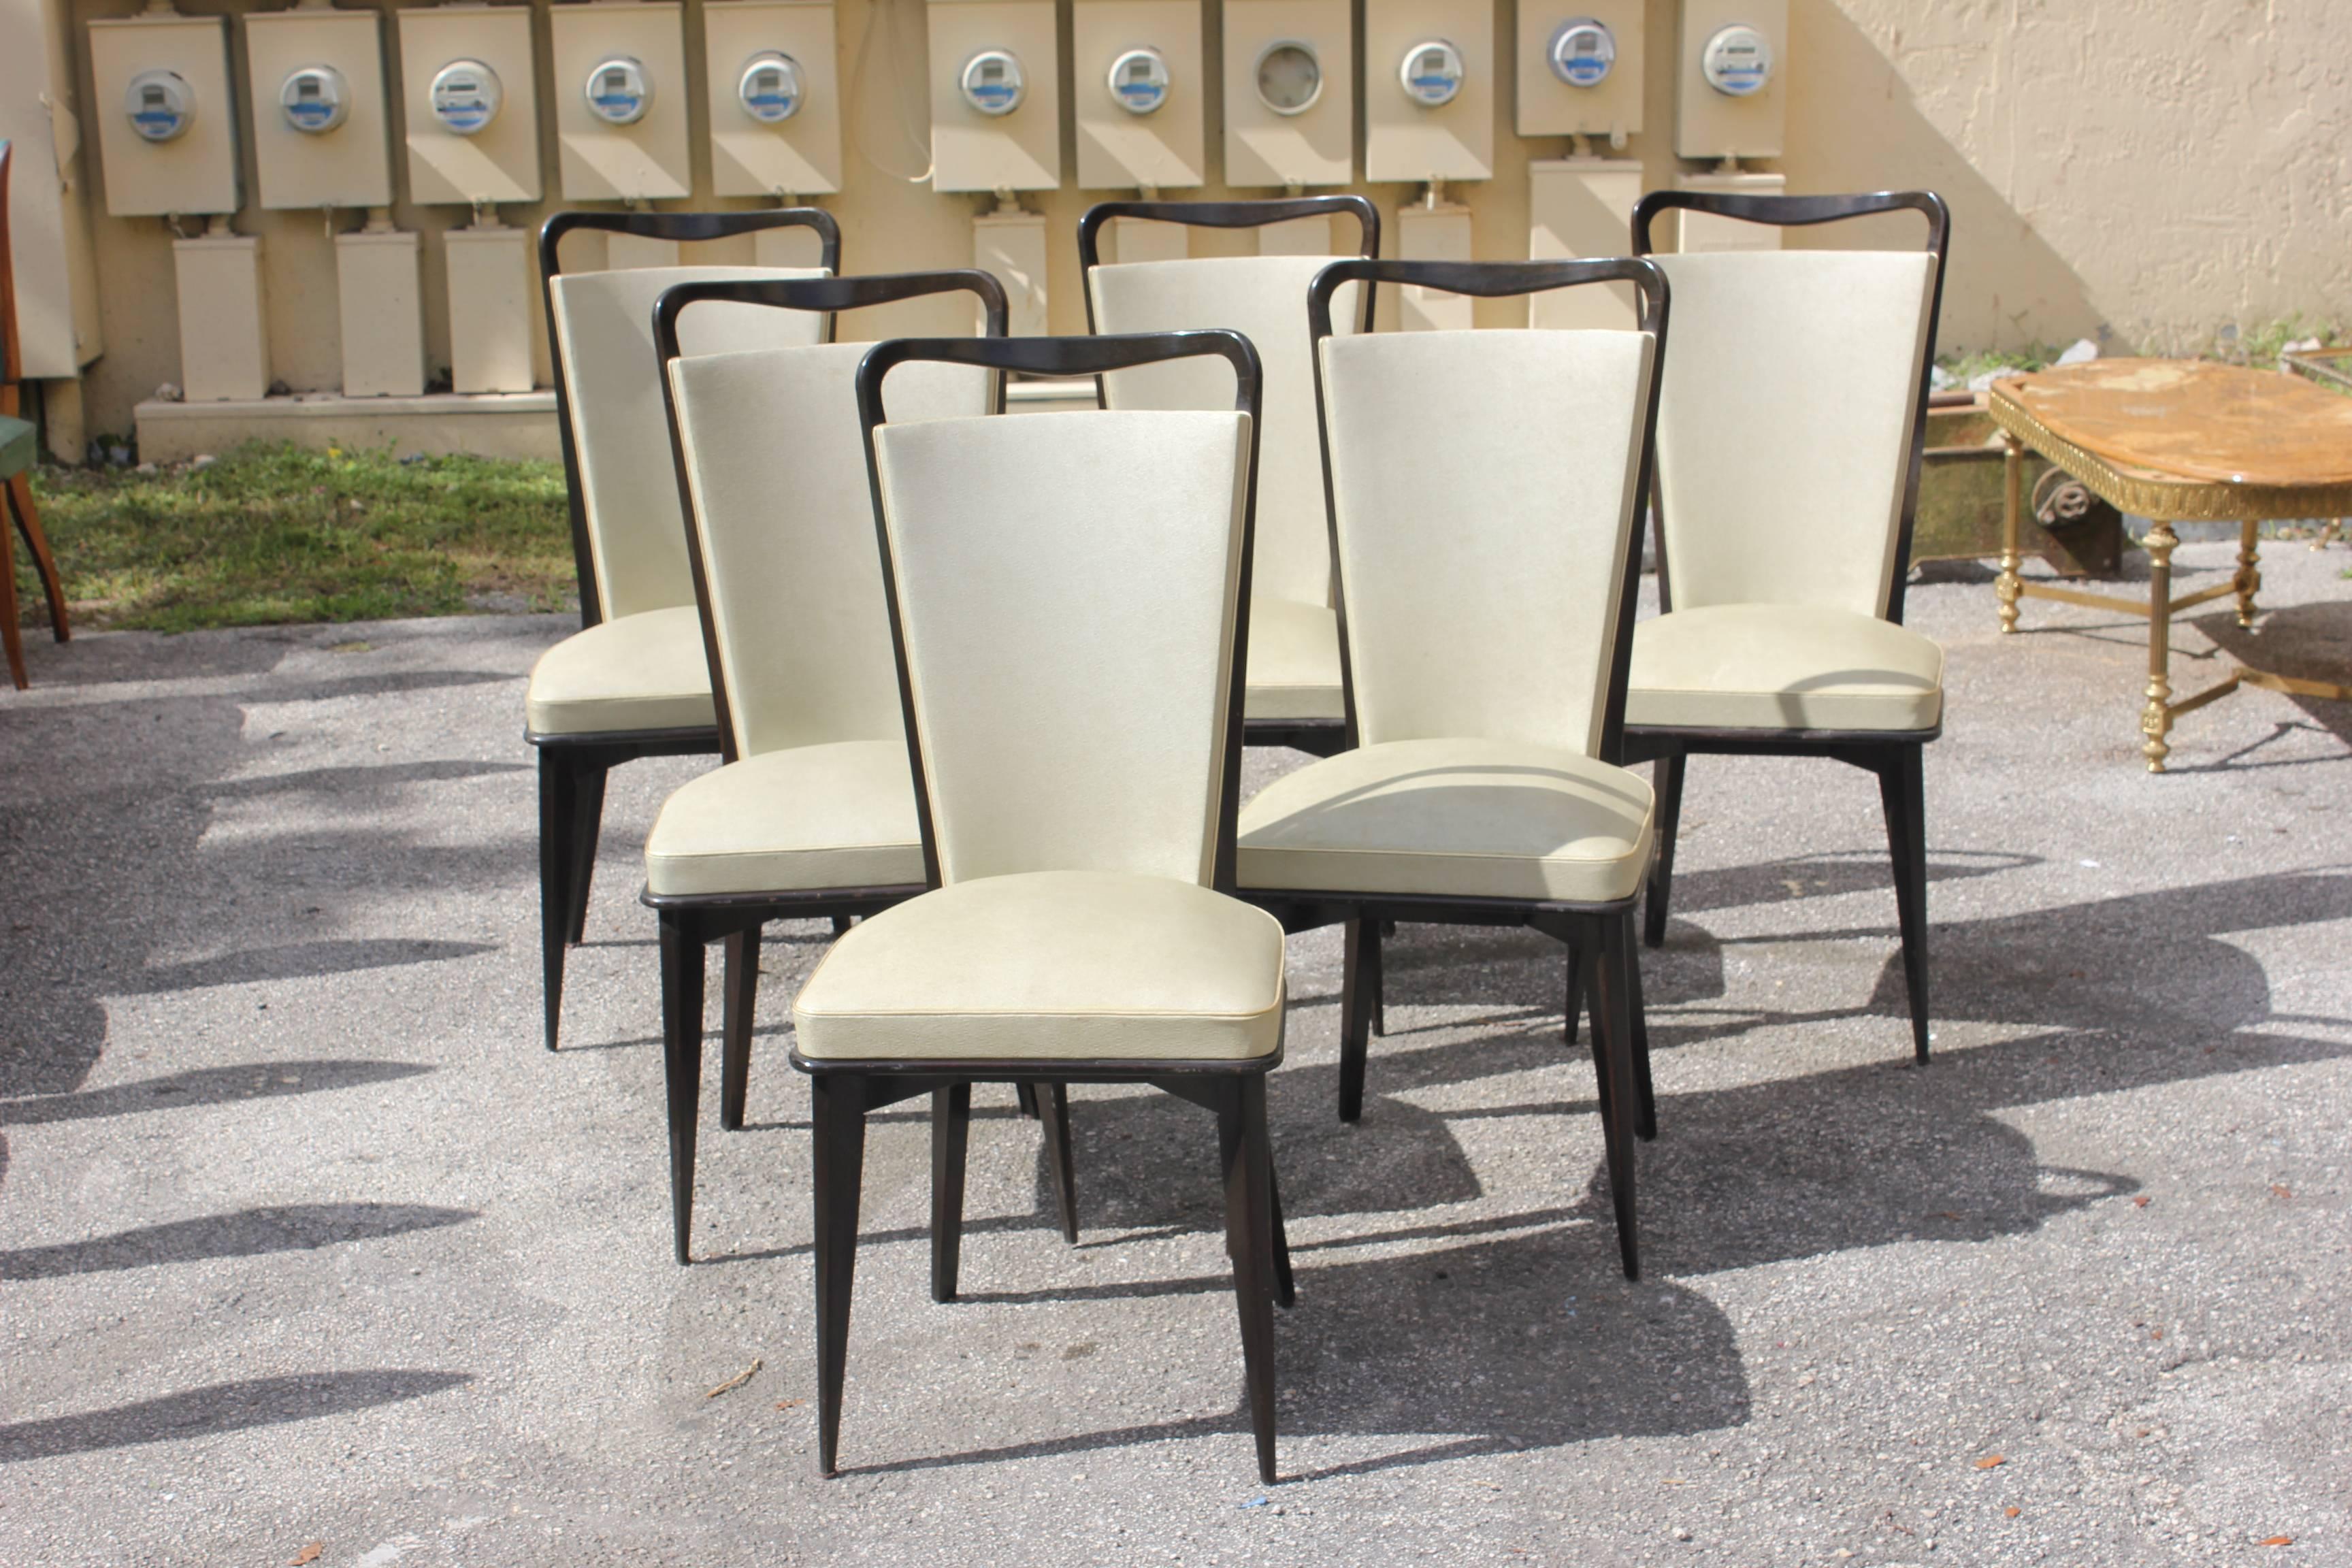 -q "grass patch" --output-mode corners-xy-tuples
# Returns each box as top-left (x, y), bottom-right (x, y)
(16, 442), (577, 634)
